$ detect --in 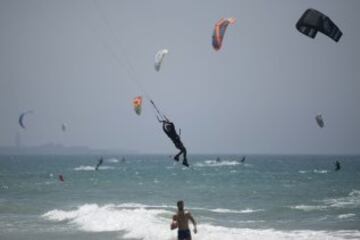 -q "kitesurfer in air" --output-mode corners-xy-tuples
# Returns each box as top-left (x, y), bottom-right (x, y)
(158, 116), (189, 167)
(95, 157), (103, 171)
